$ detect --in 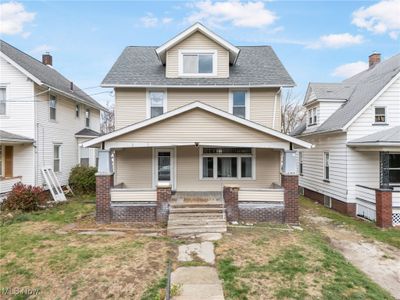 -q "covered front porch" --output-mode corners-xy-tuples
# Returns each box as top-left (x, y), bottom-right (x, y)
(348, 127), (400, 227)
(84, 102), (311, 225)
